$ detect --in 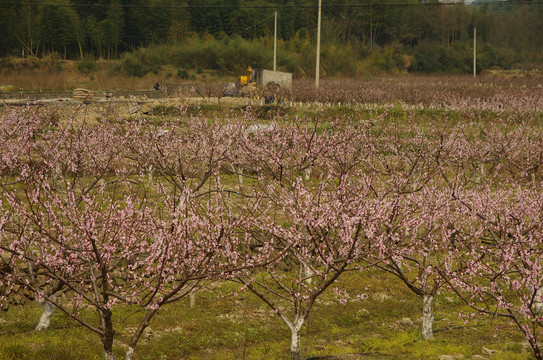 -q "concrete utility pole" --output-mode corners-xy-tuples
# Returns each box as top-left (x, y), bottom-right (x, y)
(473, 27), (477, 78)
(274, 11), (277, 71)
(316, 0), (322, 88)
